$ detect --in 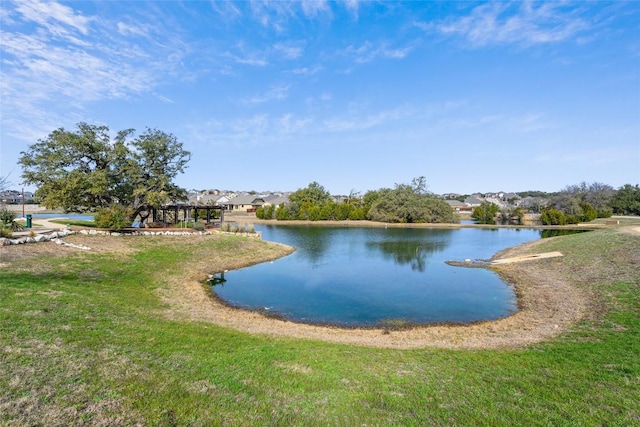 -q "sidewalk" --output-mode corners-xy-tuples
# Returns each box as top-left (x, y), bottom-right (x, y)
(12, 217), (65, 237)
